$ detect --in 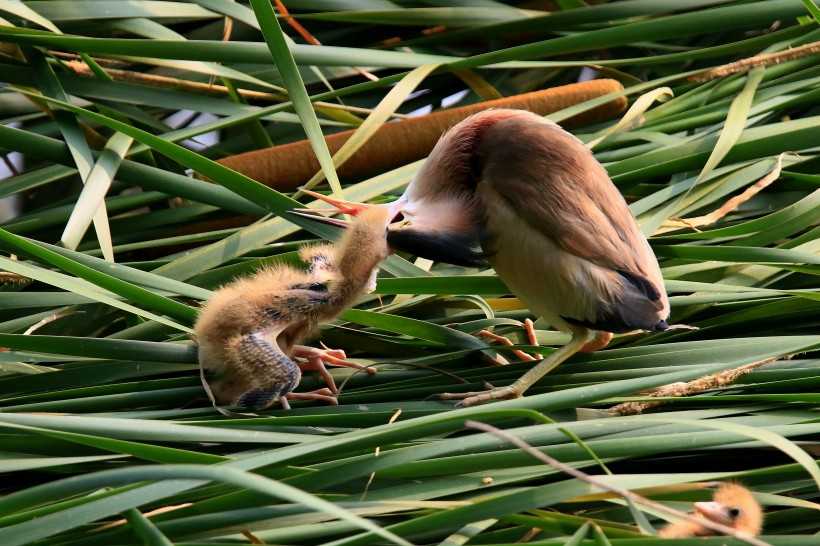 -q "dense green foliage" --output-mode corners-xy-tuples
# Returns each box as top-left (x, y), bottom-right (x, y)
(0, 1), (818, 544)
